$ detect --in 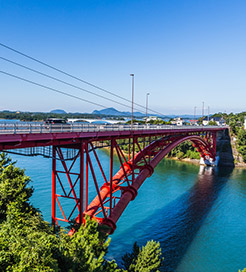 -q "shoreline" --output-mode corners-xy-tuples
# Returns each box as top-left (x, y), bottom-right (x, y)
(166, 157), (200, 165)
(101, 147), (246, 168)
(157, 156), (246, 168)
